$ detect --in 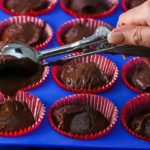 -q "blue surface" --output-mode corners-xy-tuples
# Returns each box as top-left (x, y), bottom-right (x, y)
(0, 0), (149, 149)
